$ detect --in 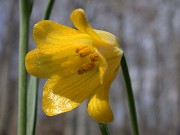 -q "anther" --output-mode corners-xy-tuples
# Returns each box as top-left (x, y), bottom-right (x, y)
(75, 46), (92, 57)
(75, 46), (87, 53)
(79, 48), (92, 57)
(89, 53), (99, 62)
(77, 62), (95, 75)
